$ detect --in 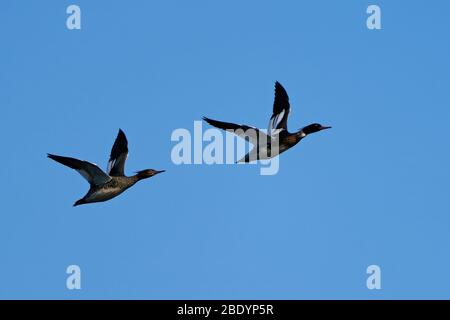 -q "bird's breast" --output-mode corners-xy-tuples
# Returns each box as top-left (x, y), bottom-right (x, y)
(85, 187), (124, 202)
